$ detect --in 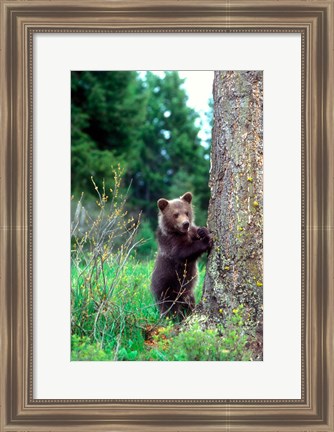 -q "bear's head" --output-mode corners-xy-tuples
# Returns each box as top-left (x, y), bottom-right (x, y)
(157, 192), (194, 234)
